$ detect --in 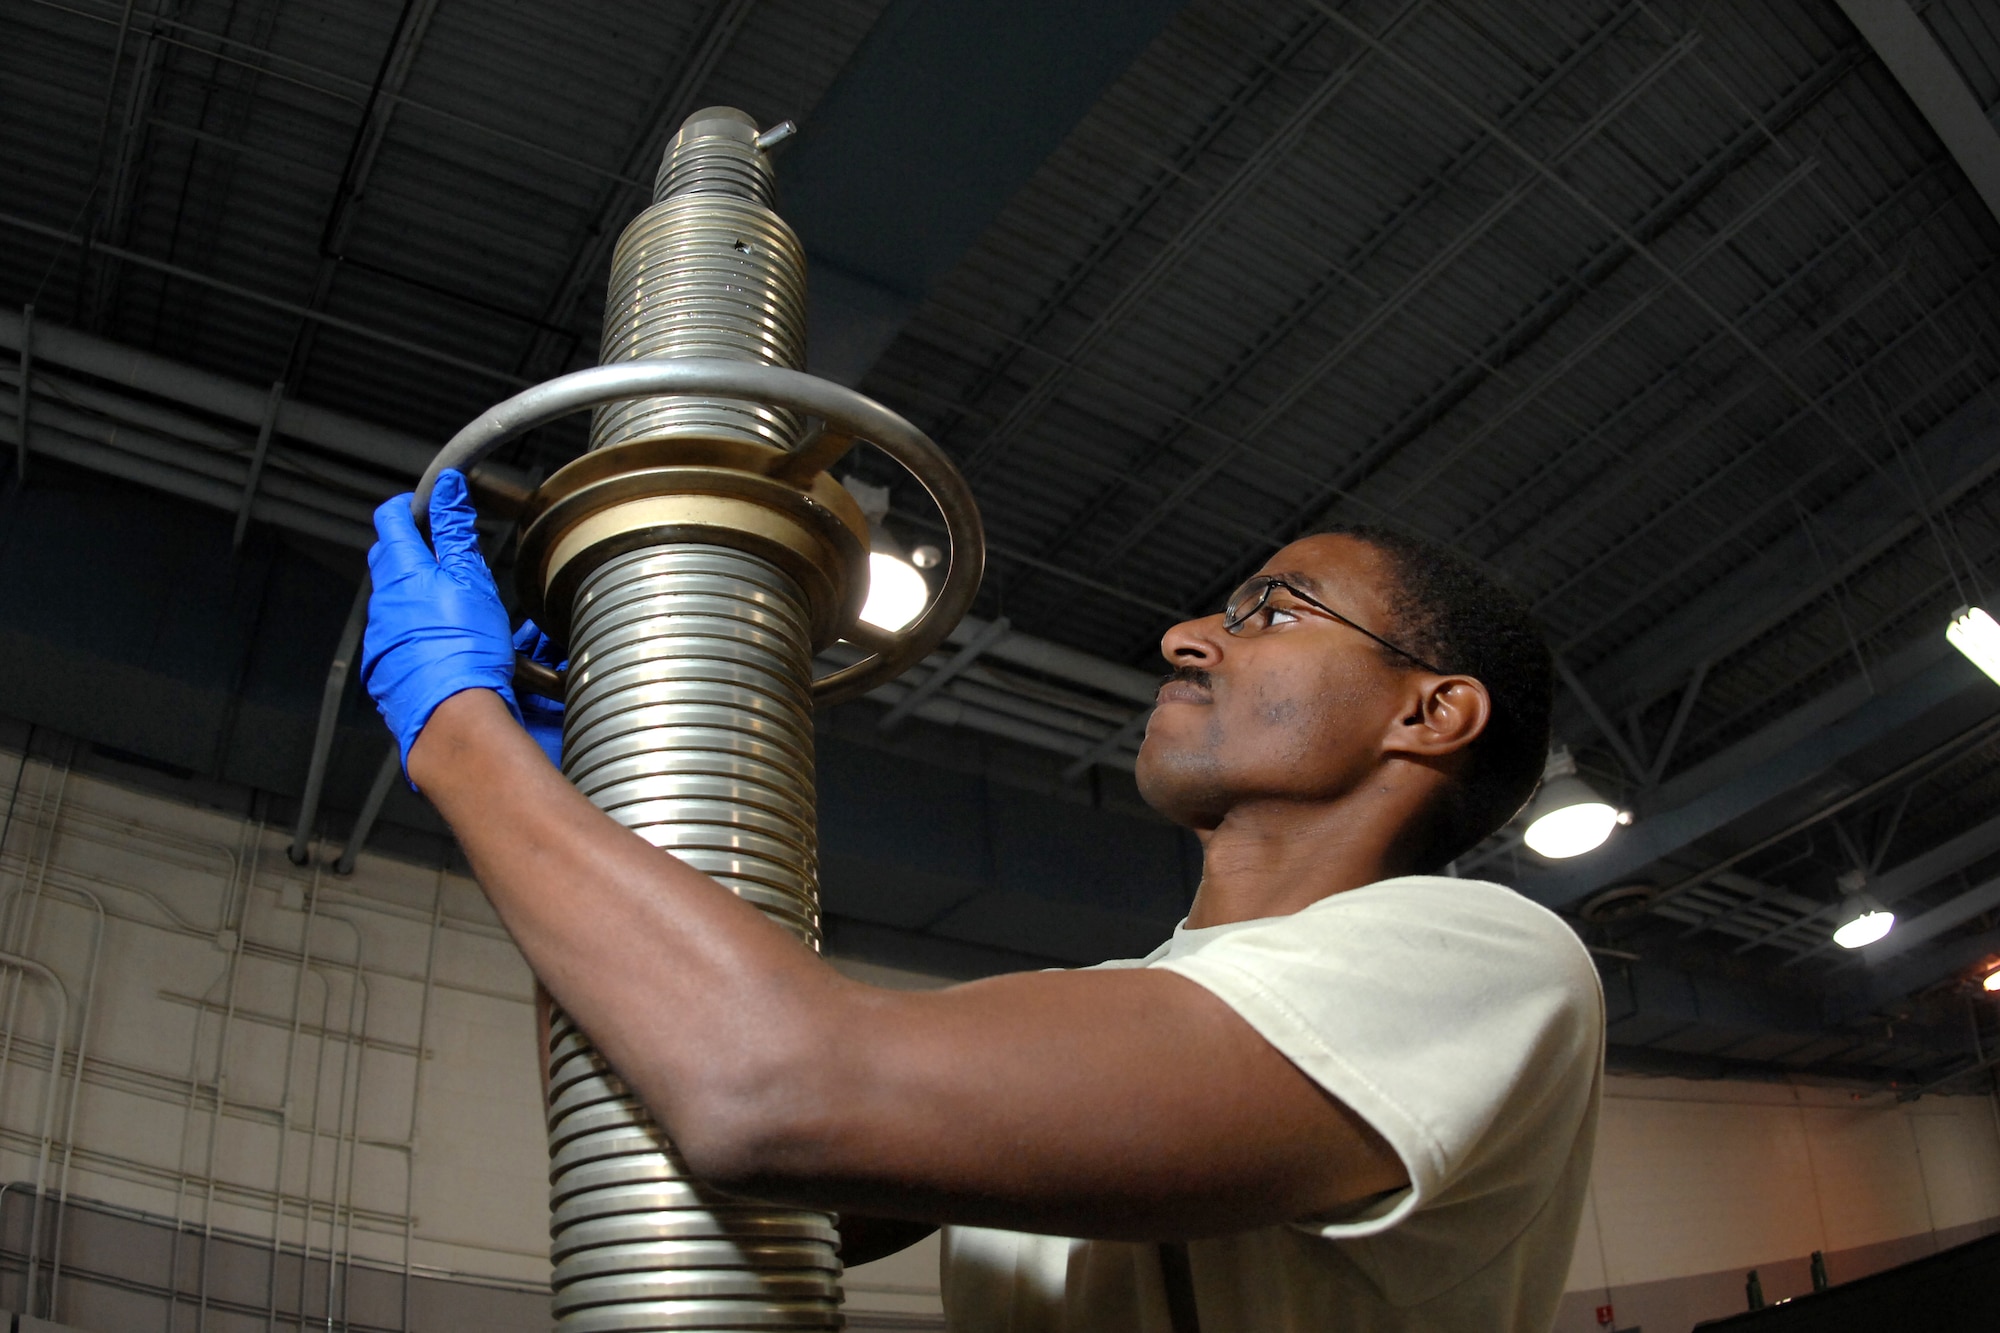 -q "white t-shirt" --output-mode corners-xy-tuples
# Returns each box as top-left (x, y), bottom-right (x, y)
(940, 875), (1604, 1332)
